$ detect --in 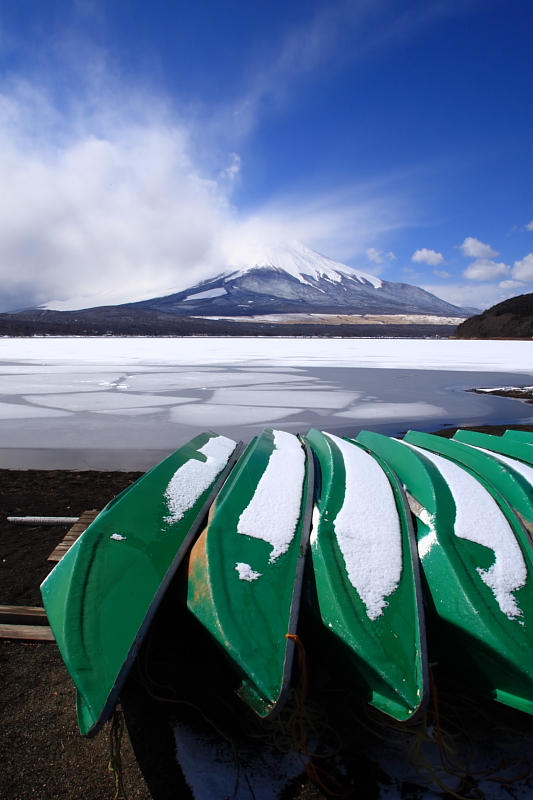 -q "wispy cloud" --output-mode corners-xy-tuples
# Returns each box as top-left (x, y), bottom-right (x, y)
(366, 247), (396, 264)
(223, 0), (485, 141)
